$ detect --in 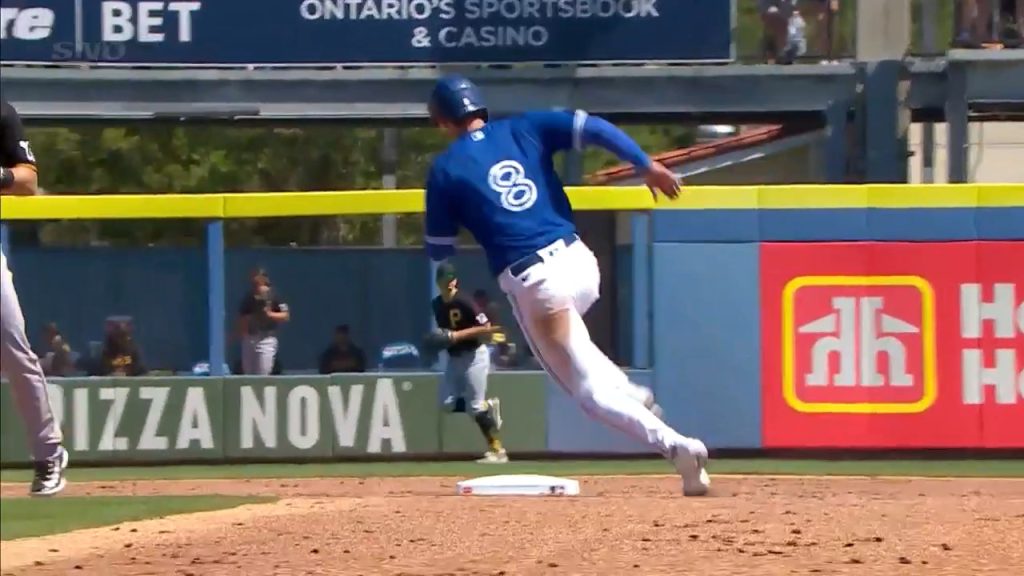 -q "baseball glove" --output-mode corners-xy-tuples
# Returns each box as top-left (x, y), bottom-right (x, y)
(422, 329), (454, 351)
